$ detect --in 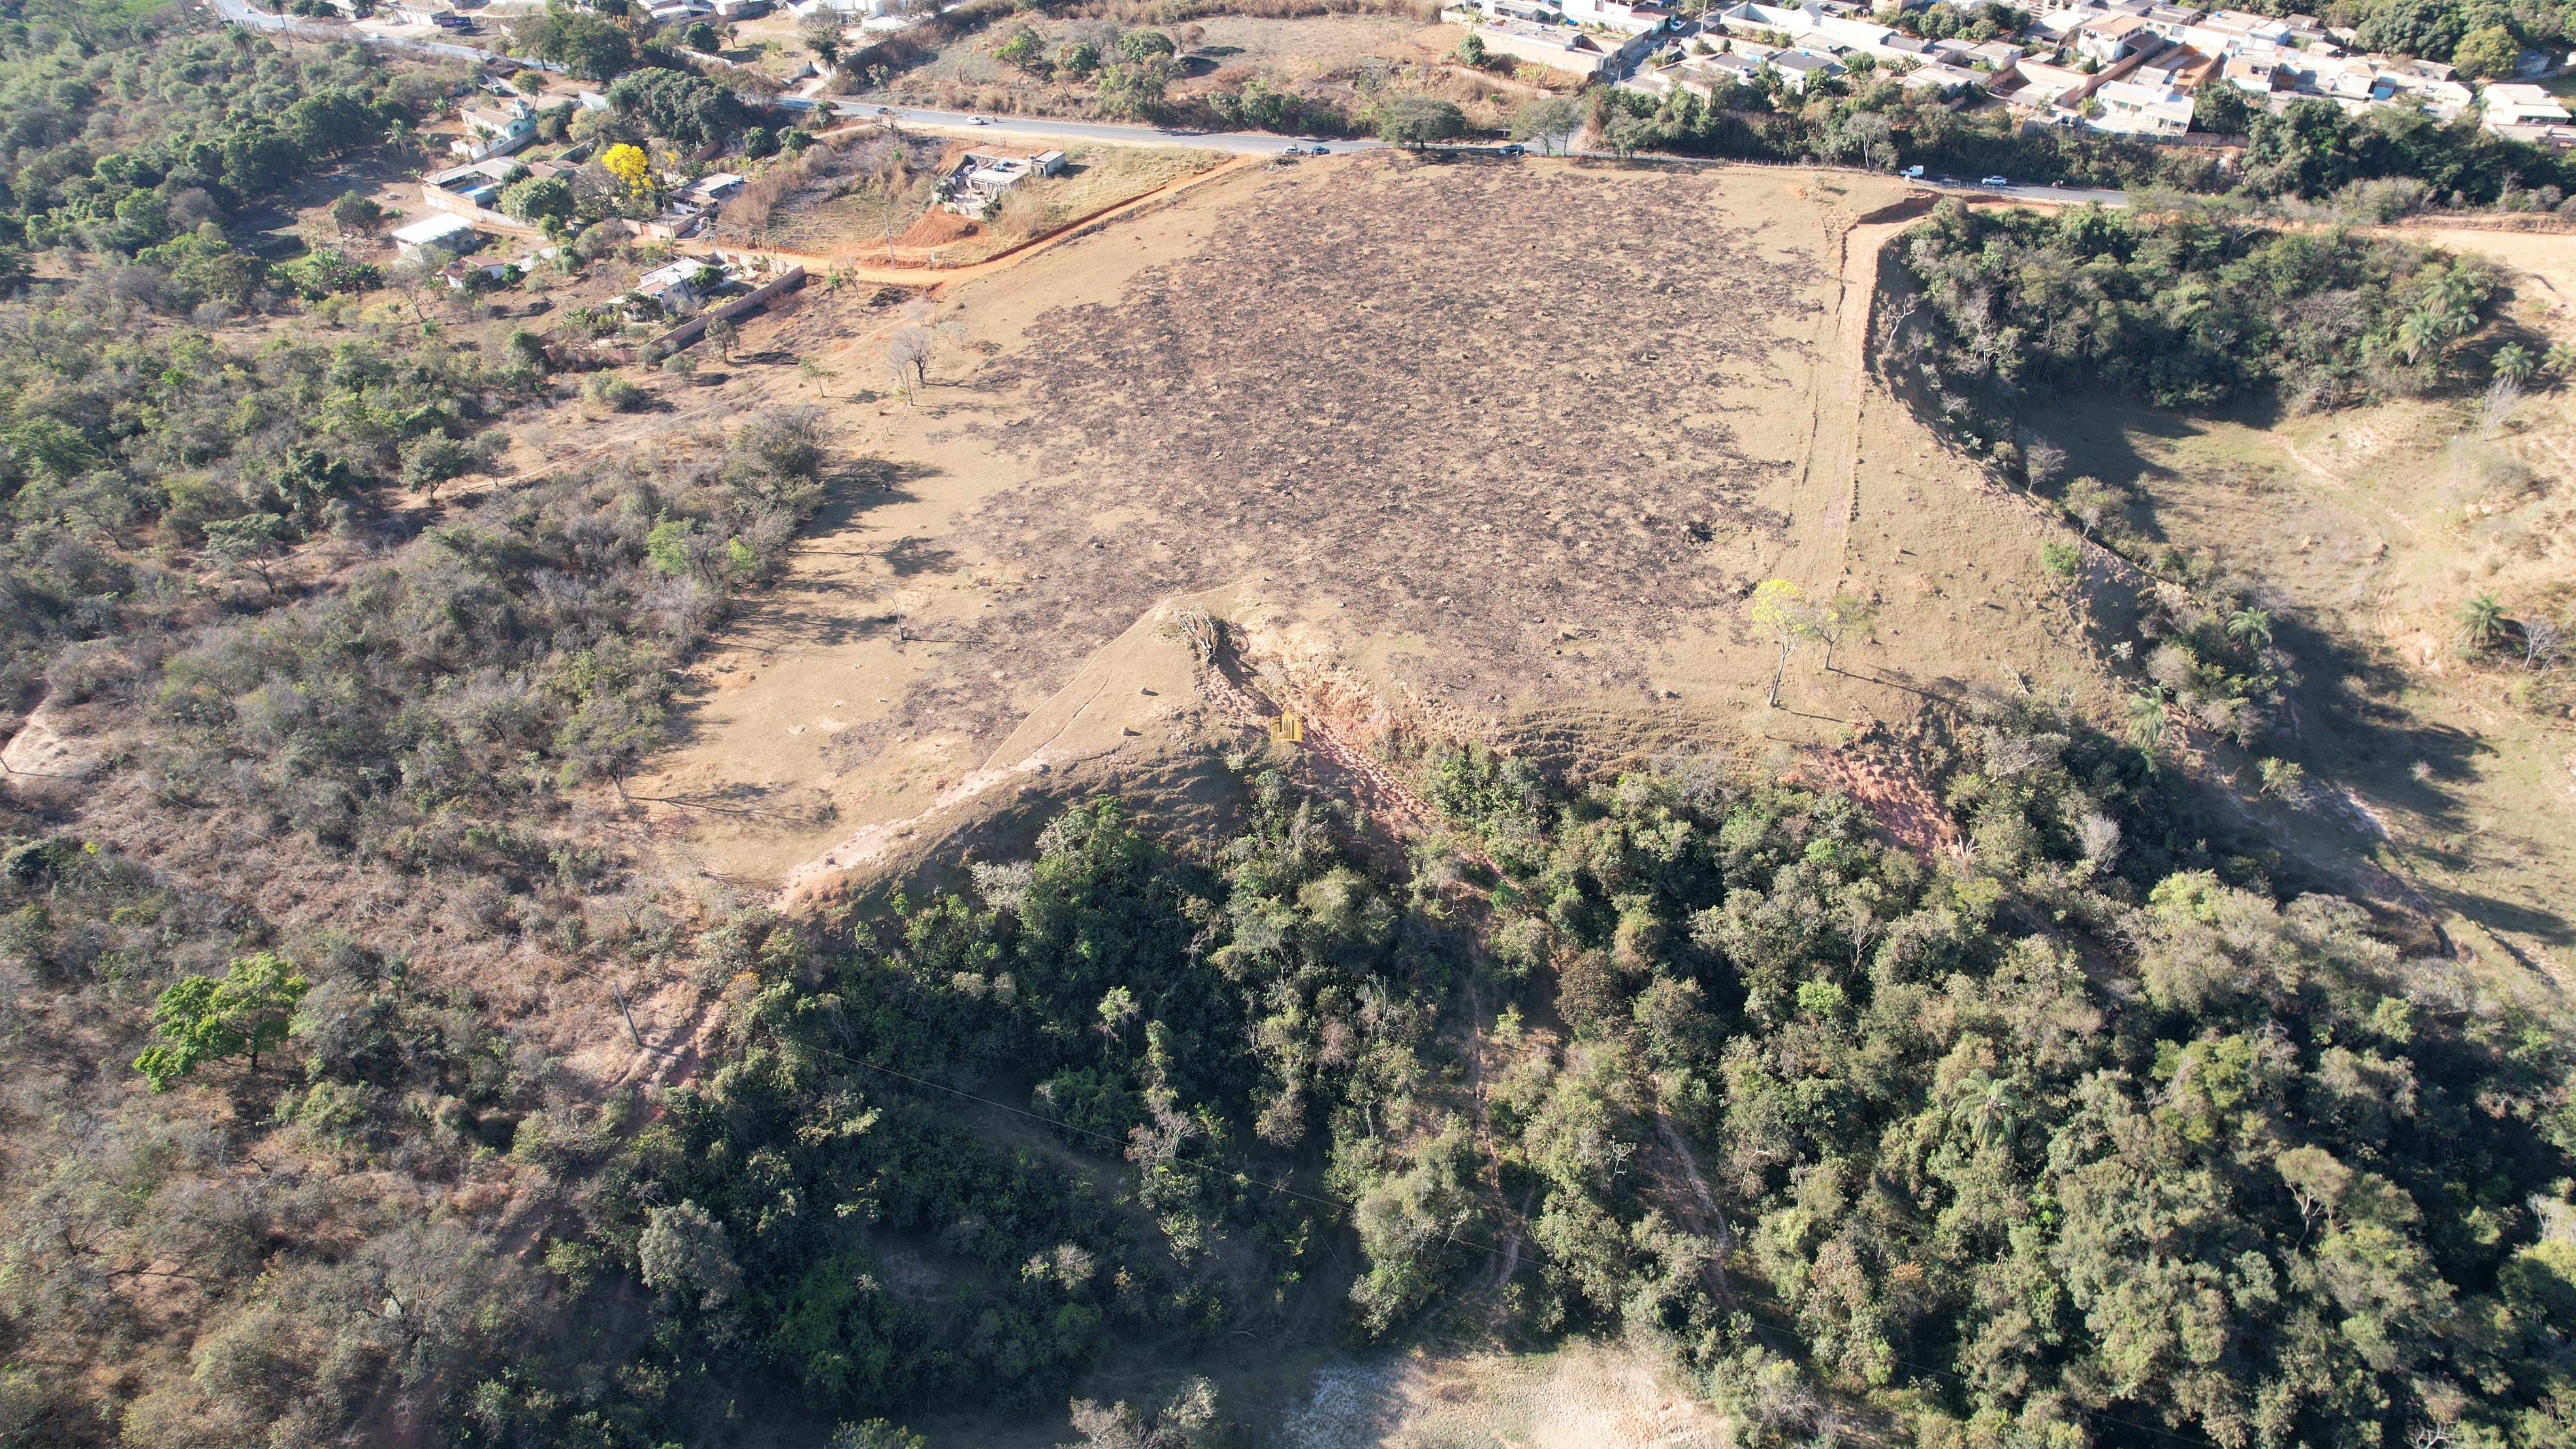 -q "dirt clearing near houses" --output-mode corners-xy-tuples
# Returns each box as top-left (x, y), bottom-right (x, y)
(626, 154), (2109, 892)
